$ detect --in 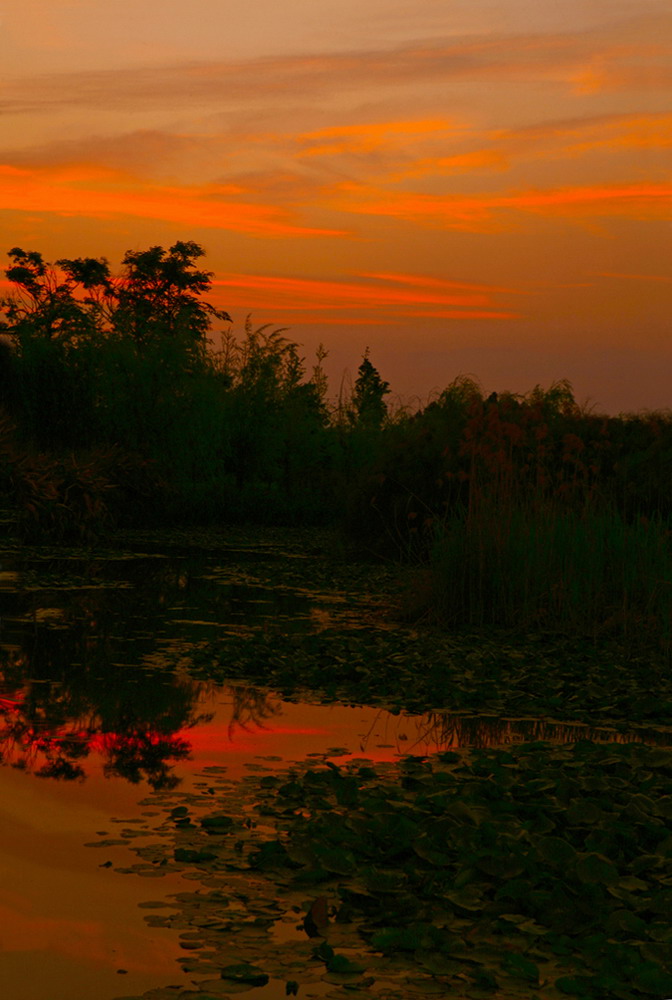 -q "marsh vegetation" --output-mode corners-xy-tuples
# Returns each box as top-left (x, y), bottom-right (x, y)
(2, 243), (672, 998)
(2, 242), (672, 646)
